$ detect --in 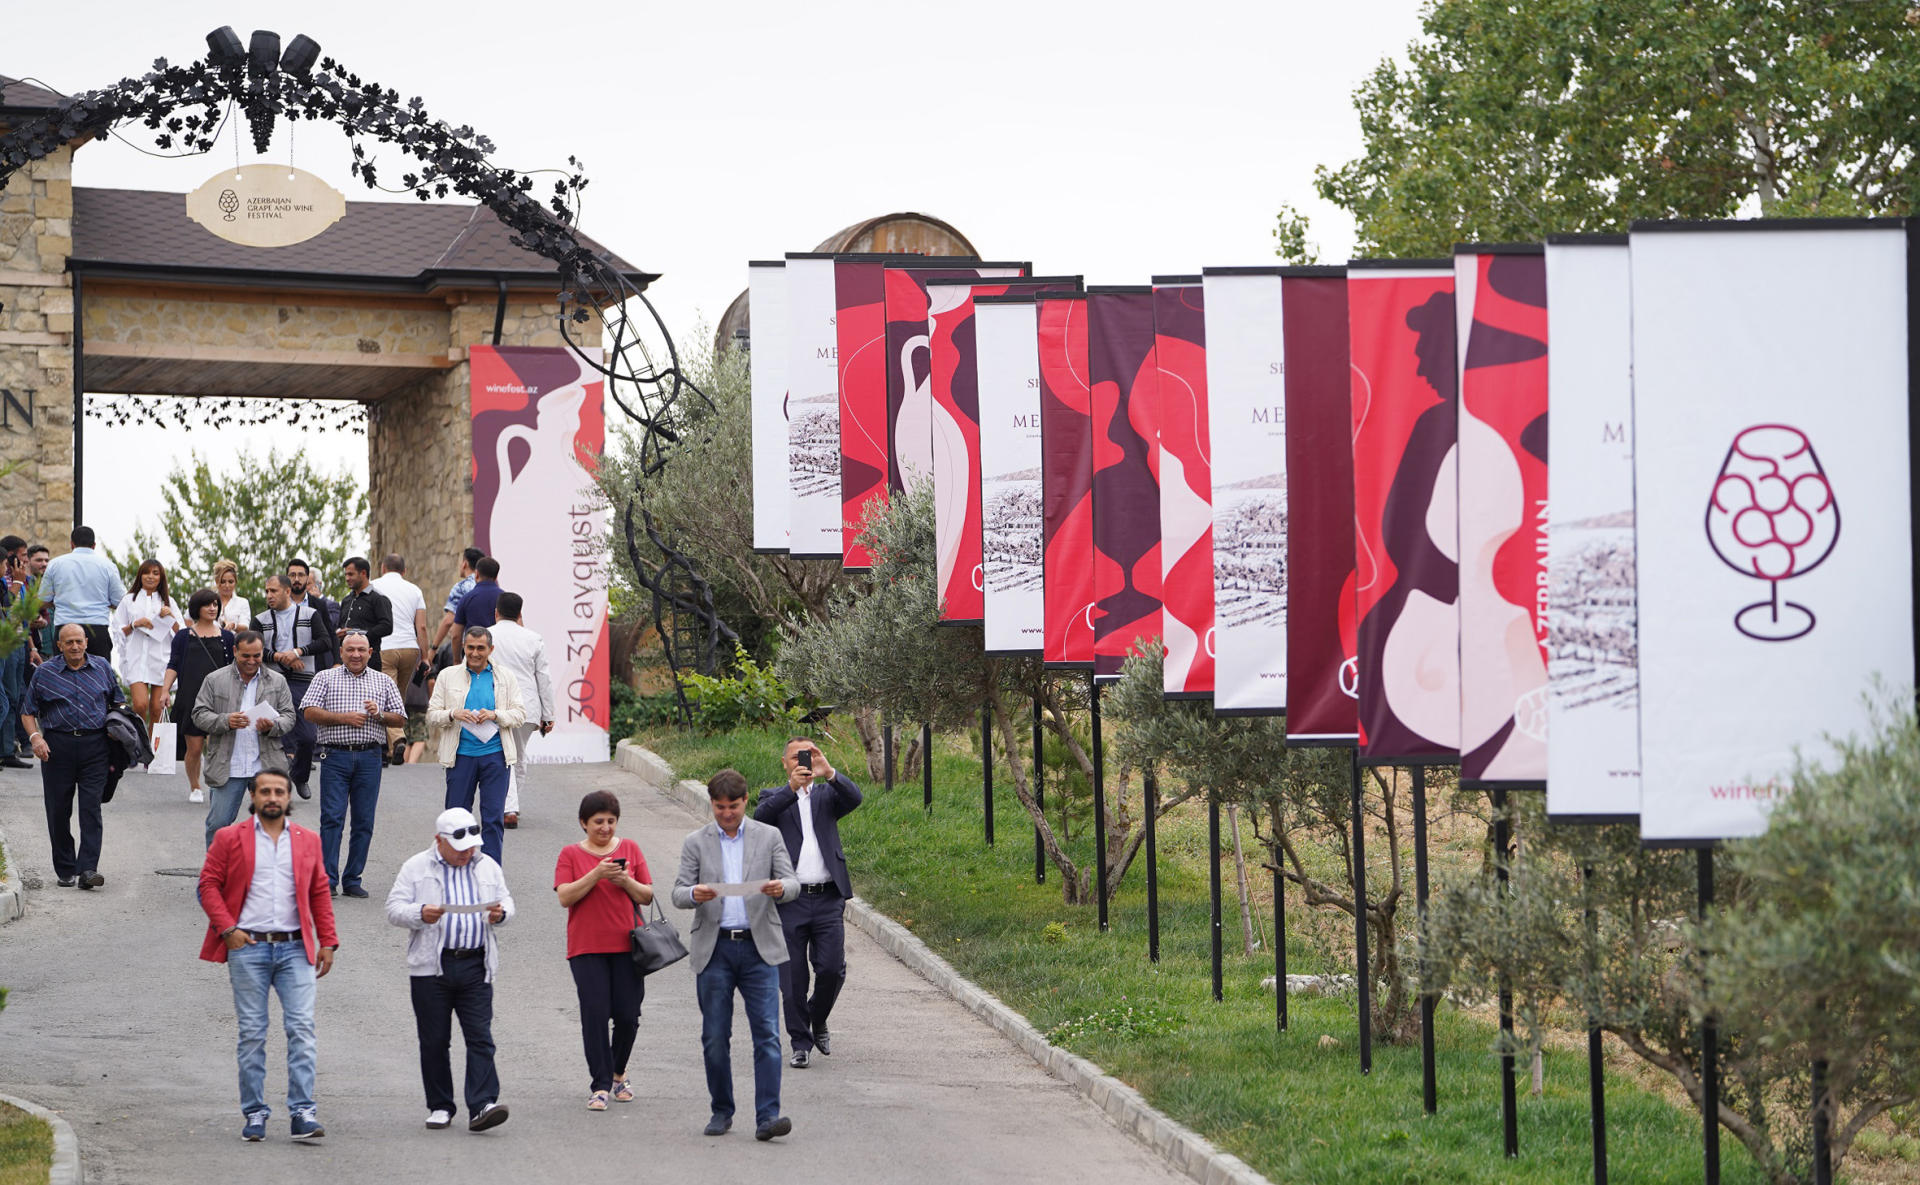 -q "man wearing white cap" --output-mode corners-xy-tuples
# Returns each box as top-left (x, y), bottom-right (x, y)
(385, 807), (515, 1133)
